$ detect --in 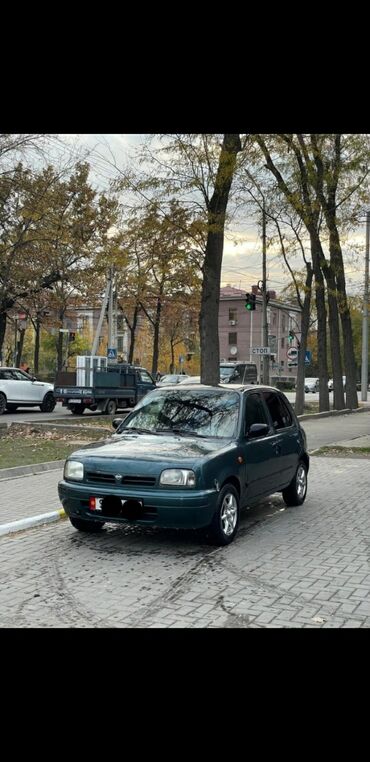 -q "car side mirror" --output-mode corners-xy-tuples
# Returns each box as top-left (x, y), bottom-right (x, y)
(247, 423), (270, 439)
(31, 376), (37, 382)
(112, 417), (123, 430)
